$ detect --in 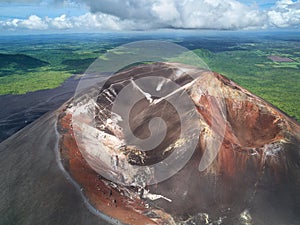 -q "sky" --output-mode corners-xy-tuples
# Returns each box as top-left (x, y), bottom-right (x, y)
(0, 0), (299, 34)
